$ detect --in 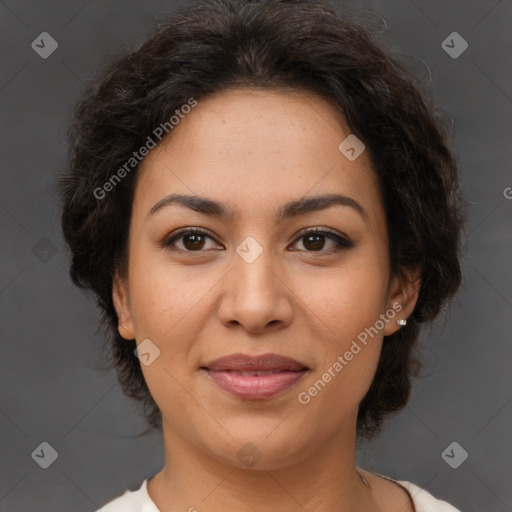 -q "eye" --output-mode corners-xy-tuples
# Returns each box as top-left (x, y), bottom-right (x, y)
(160, 226), (354, 255)
(290, 227), (354, 253)
(161, 228), (222, 253)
